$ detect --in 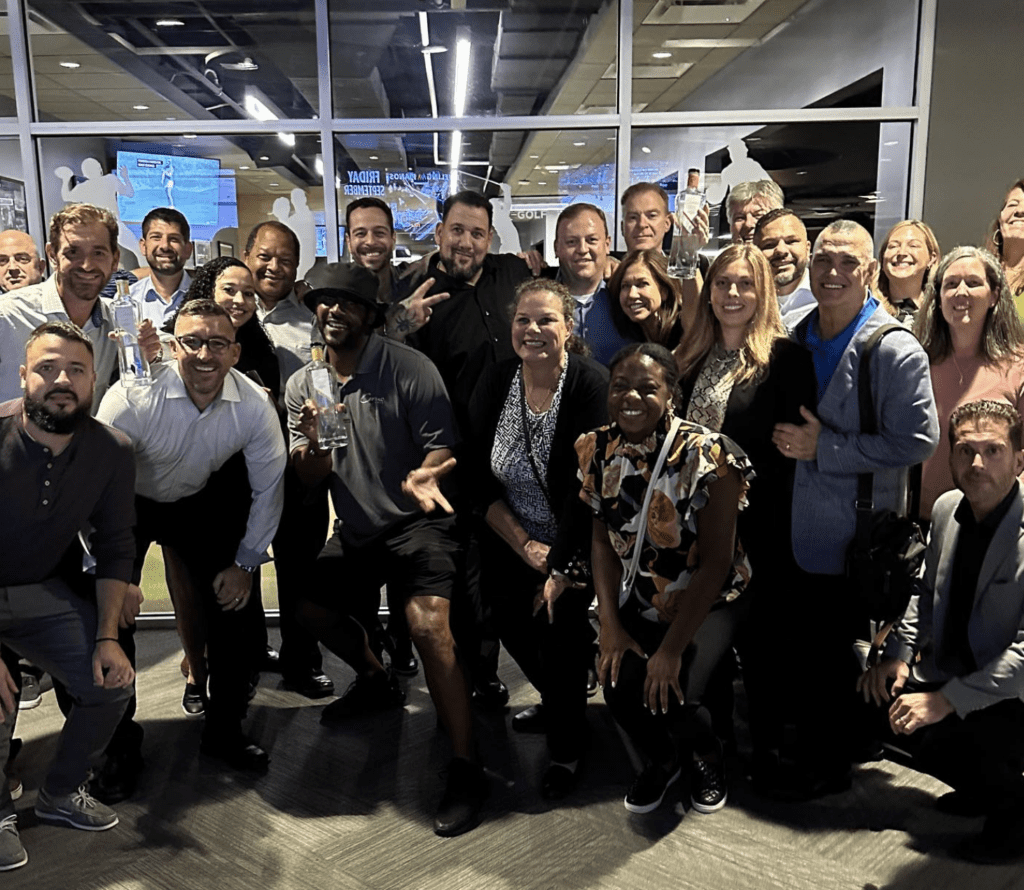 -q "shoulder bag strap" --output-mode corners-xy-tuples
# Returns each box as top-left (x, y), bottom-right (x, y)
(620, 416), (683, 603)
